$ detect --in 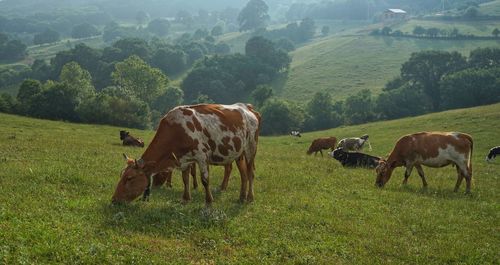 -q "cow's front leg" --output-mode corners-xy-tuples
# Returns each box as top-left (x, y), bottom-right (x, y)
(403, 165), (413, 185)
(198, 162), (214, 204)
(181, 169), (191, 202)
(320, 150), (324, 157)
(415, 165), (428, 188)
(190, 164), (198, 189)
